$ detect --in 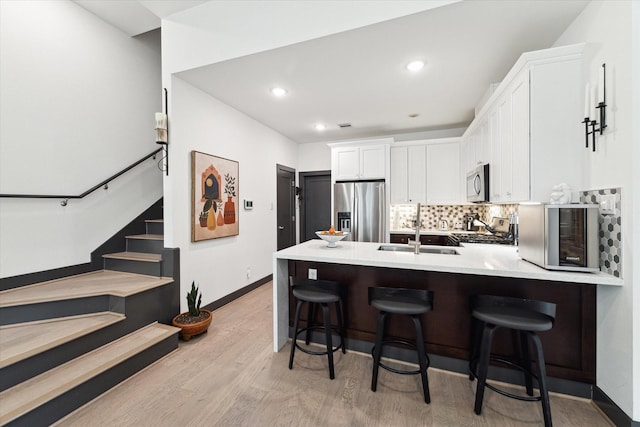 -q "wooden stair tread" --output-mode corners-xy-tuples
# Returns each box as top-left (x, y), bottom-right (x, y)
(0, 312), (125, 369)
(102, 252), (162, 262)
(125, 234), (163, 241)
(0, 323), (179, 425)
(0, 270), (174, 308)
